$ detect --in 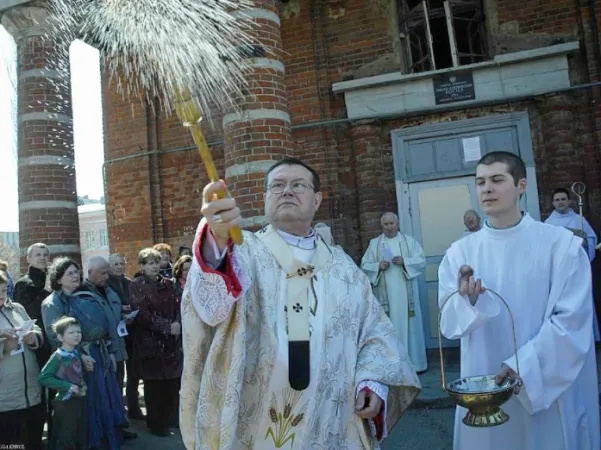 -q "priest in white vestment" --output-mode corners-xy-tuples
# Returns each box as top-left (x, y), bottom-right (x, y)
(361, 212), (428, 372)
(439, 151), (600, 450)
(460, 209), (482, 239)
(544, 187), (597, 261)
(179, 158), (421, 450)
(544, 187), (600, 341)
